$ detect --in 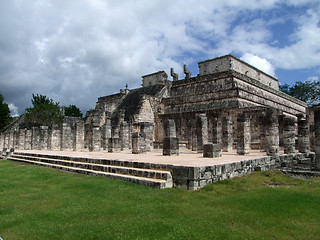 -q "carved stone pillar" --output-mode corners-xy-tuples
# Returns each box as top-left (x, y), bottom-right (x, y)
(74, 122), (84, 151)
(196, 113), (208, 153)
(40, 126), (49, 150)
(212, 116), (222, 144)
(61, 123), (73, 151)
(132, 132), (146, 154)
(120, 121), (130, 150)
(297, 115), (310, 153)
(314, 107), (320, 170)
(25, 129), (32, 150)
(222, 116), (233, 152)
(91, 127), (101, 152)
(237, 113), (251, 155)
(283, 116), (296, 154)
(163, 119), (179, 156)
(50, 124), (61, 151)
(18, 129), (25, 150)
(32, 127), (40, 150)
(265, 109), (279, 156)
